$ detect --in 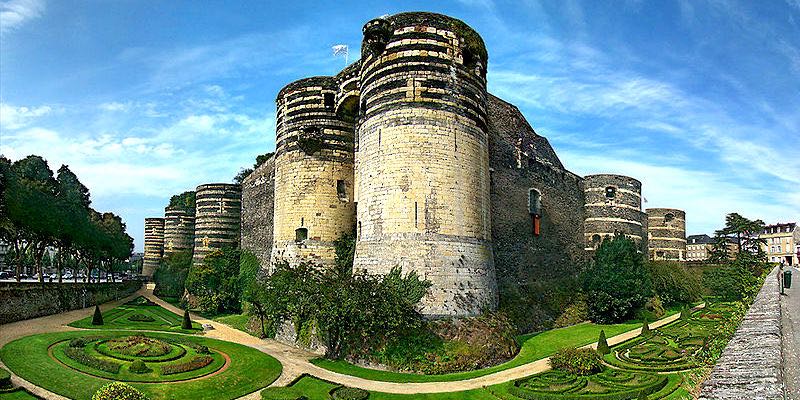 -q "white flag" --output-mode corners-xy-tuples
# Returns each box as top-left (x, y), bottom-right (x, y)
(332, 44), (349, 64)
